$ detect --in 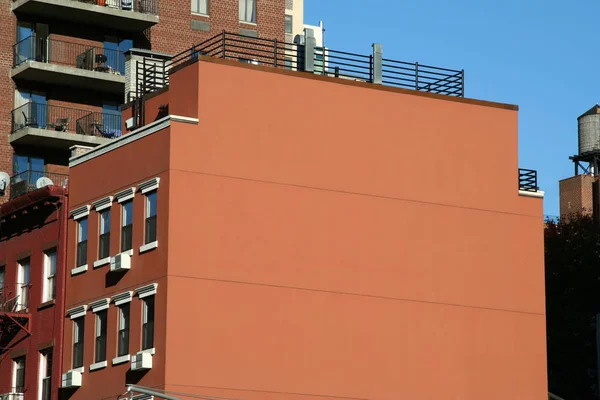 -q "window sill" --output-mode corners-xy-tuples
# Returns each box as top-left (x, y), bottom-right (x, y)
(89, 361), (107, 371)
(139, 347), (155, 355)
(139, 241), (158, 254)
(112, 354), (131, 365)
(120, 249), (134, 257)
(239, 20), (257, 26)
(192, 12), (209, 17)
(71, 265), (88, 276)
(37, 300), (55, 311)
(93, 257), (111, 268)
(71, 367), (85, 373)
